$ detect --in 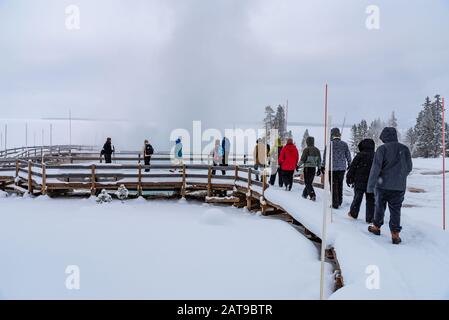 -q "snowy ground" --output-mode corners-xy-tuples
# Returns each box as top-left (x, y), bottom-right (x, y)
(265, 157), (449, 299)
(0, 196), (333, 300)
(1, 158), (448, 300)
